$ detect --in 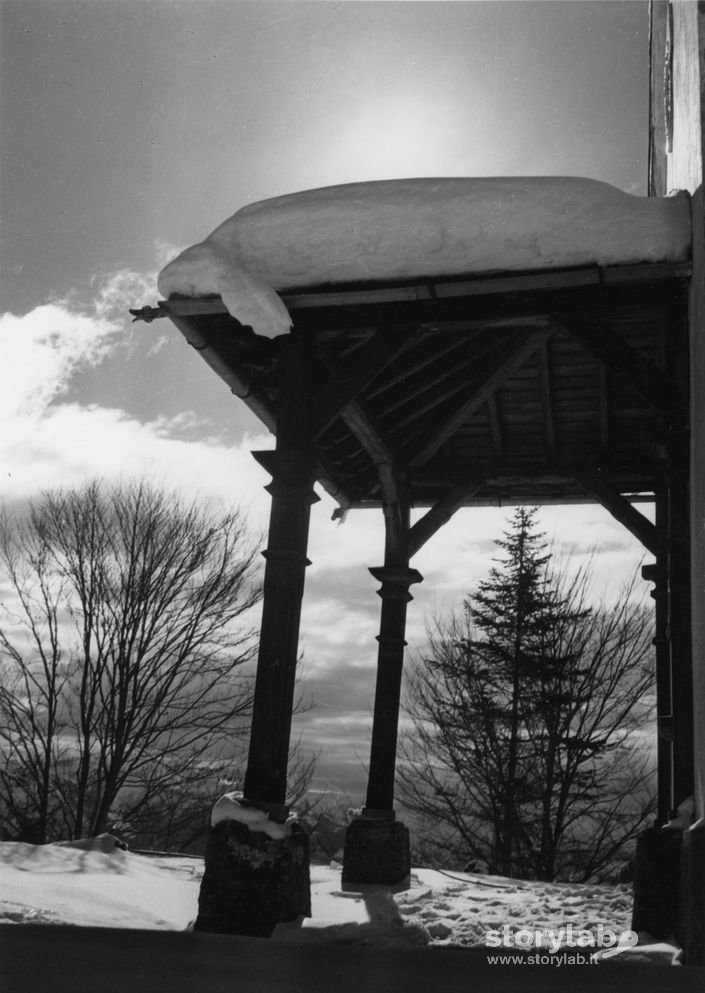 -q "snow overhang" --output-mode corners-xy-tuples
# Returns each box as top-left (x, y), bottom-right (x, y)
(157, 177), (692, 338)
